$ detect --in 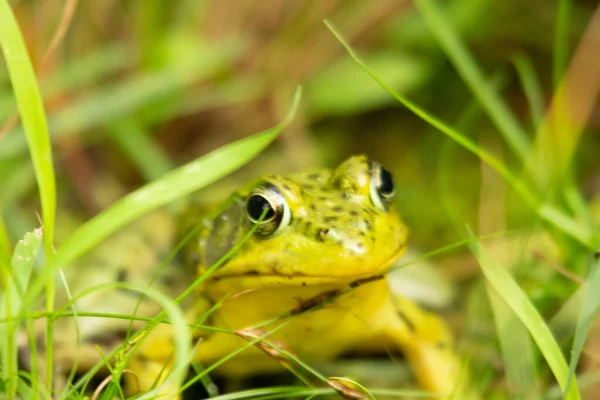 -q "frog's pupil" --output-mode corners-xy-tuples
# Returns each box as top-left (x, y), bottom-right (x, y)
(247, 195), (275, 221)
(379, 167), (394, 196)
